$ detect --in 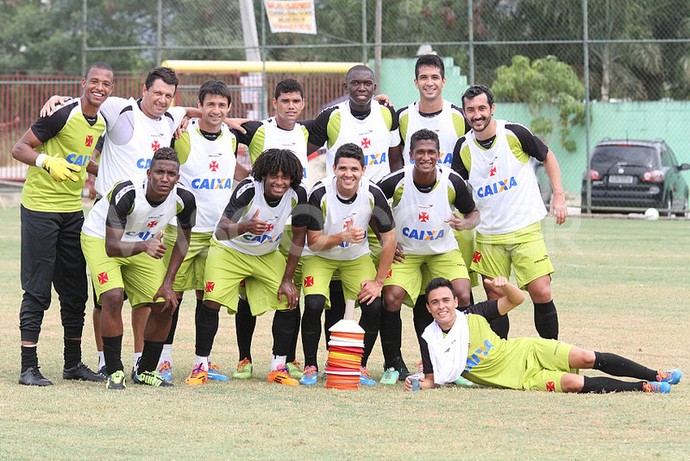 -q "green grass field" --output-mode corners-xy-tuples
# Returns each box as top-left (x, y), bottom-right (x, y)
(0, 206), (688, 460)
